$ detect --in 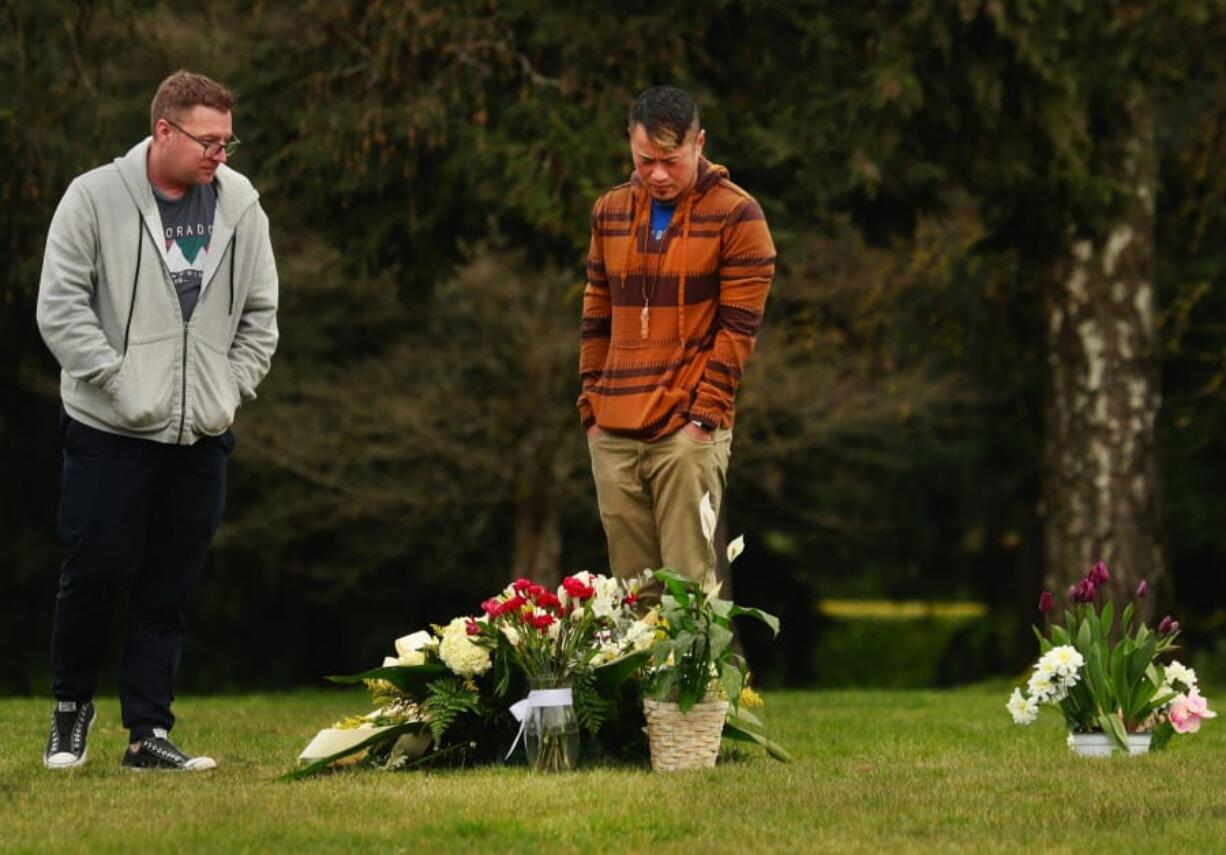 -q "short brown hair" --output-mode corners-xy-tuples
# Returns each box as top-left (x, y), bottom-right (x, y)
(150, 70), (236, 133)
